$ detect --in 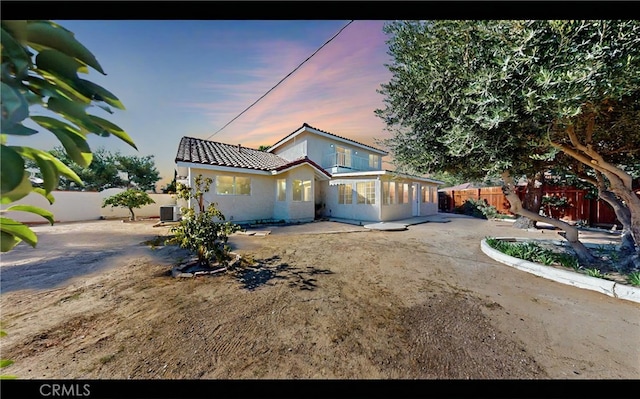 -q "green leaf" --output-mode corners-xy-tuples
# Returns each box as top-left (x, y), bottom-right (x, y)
(11, 146), (83, 186)
(32, 188), (56, 205)
(26, 20), (105, 75)
(0, 216), (37, 249)
(77, 79), (125, 110)
(0, 27), (31, 77)
(0, 331), (6, 337)
(0, 145), (26, 194)
(27, 75), (91, 105)
(32, 116), (92, 167)
(1, 121), (38, 136)
(35, 49), (85, 81)
(0, 359), (14, 368)
(46, 96), (89, 121)
(89, 115), (137, 150)
(0, 171), (32, 204)
(3, 205), (54, 225)
(32, 150), (61, 193)
(0, 82), (29, 126)
(2, 20), (28, 43)
(0, 230), (21, 252)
